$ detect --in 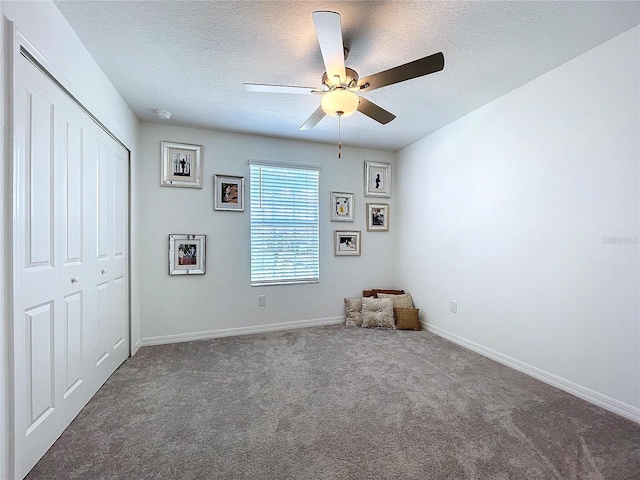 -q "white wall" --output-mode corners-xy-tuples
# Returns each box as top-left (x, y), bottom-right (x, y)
(1, 1), (139, 477)
(396, 26), (640, 420)
(1, 7), (636, 479)
(136, 123), (397, 345)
